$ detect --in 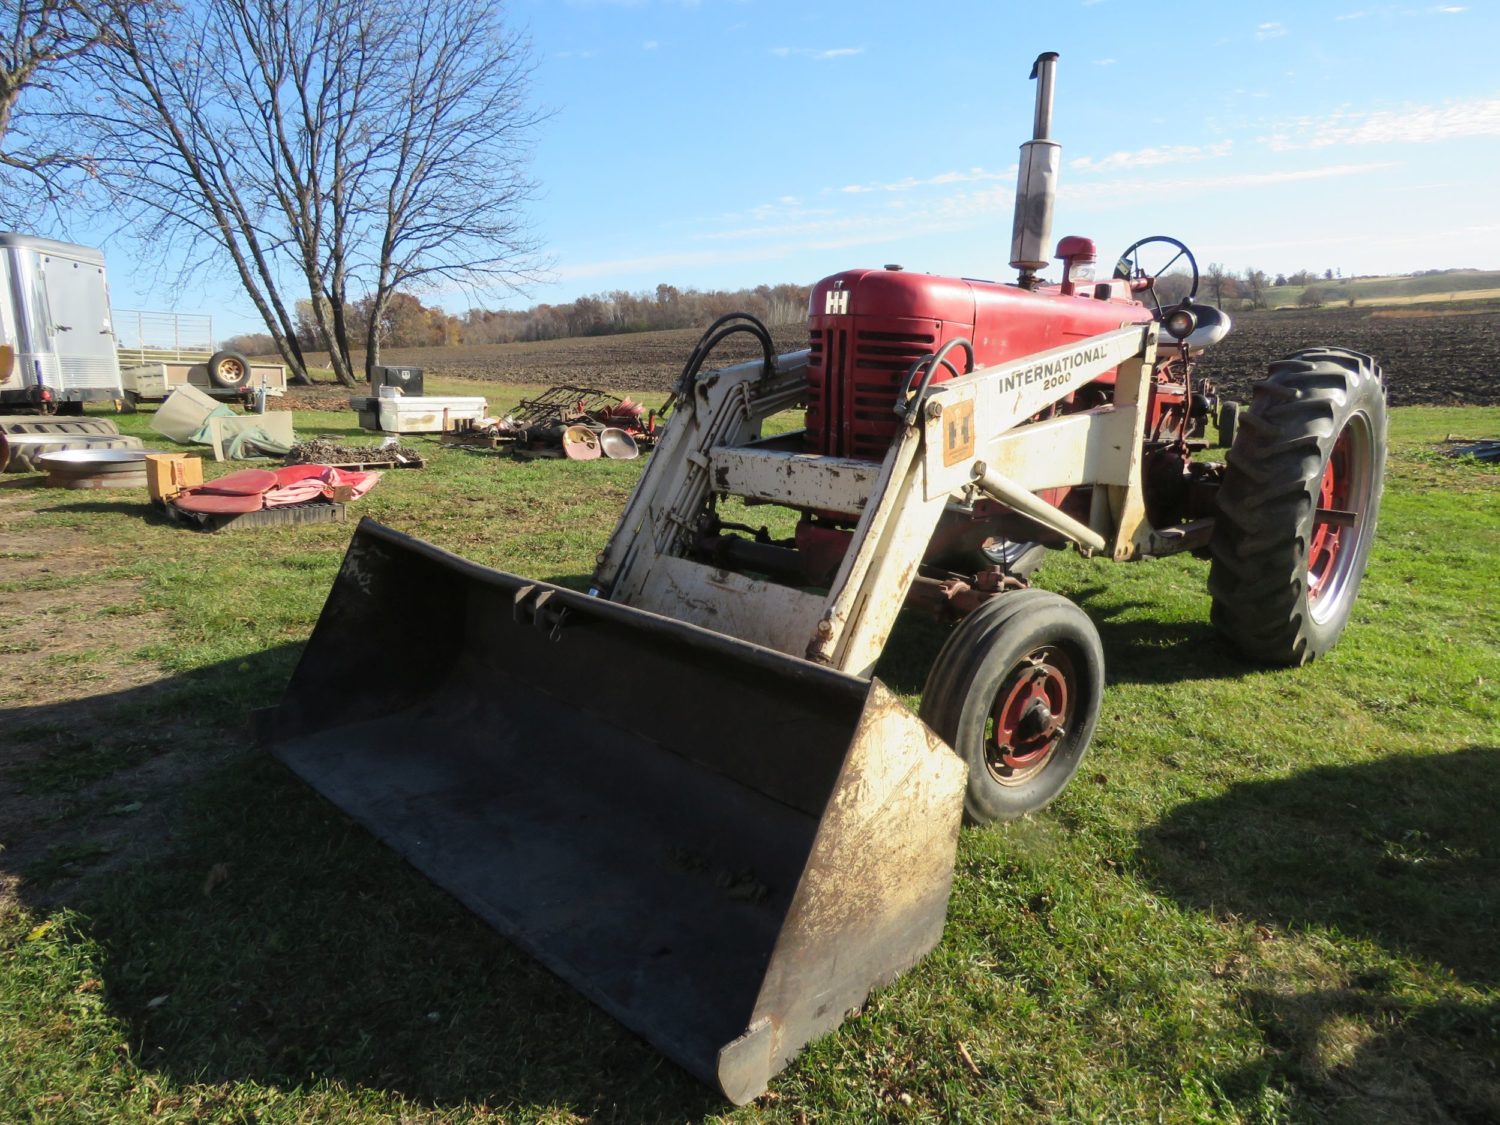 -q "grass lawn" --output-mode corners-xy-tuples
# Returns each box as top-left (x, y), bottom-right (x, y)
(1, 396), (1496, 1123)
